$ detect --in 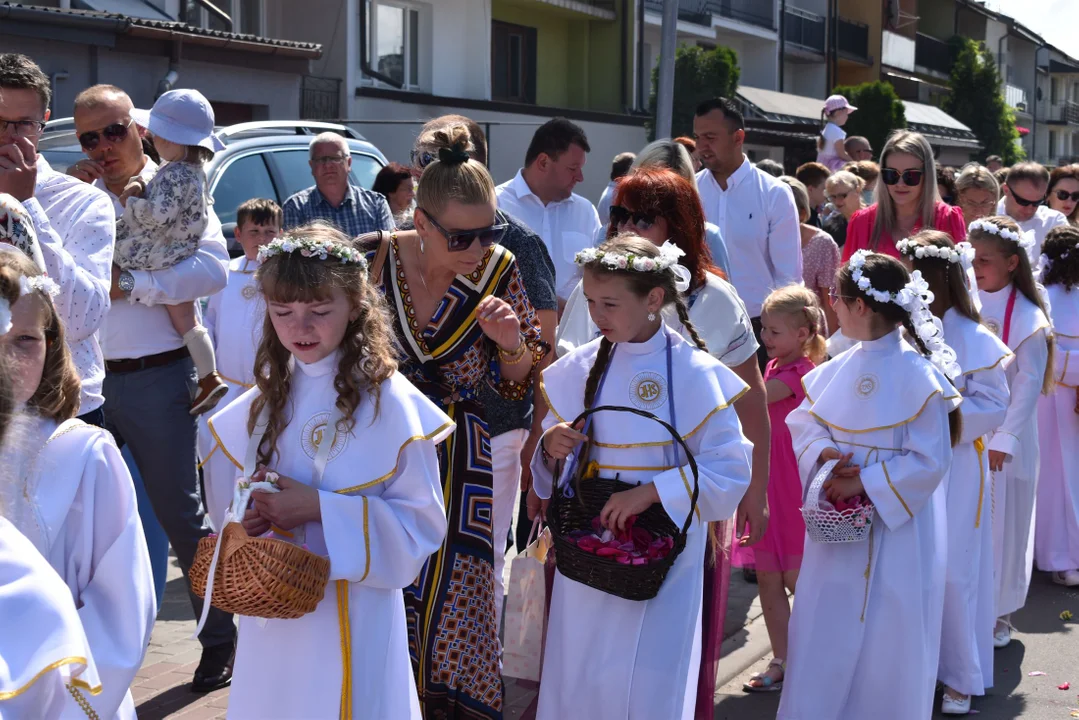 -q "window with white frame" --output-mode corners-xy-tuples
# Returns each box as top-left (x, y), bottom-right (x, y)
(184, 0), (264, 36)
(362, 0), (424, 91)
